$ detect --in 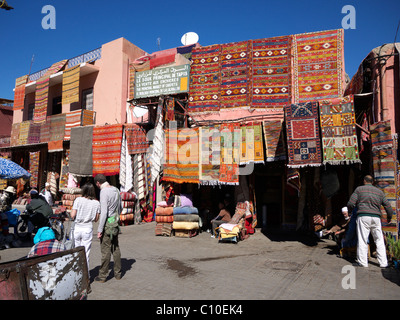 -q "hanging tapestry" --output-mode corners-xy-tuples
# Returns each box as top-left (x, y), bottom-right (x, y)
(371, 120), (397, 235)
(92, 124), (123, 176)
(82, 110), (95, 126)
(251, 36), (291, 112)
(285, 101), (322, 167)
(220, 40), (252, 109)
(199, 126), (220, 185)
(46, 59), (68, 75)
(33, 76), (50, 124)
(10, 123), (20, 147)
(69, 126), (93, 177)
(219, 123), (240, 185)
(370, 120), (393, 150)
(27, 122), (41, 145)
(262, 120), (286, 161)
(319, 95), (361, 165)
(163, 128), (199, 184)
(188, 44), (221, 114)
(47, 152), (61, 196)
(240, 122), (264, 164)
(29, 151), (40, 189)
(292, 29), (345, 103)
(64, 110), (82, 140)
(150, 101), (164, 184)
(18, 121), (30, 146)
(62, 65), (80, 105)
(125, 123), (150, 155)
(13, 75), (28, 110)
(48, 113), (66, 152)
(40, 119), (50, 144)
